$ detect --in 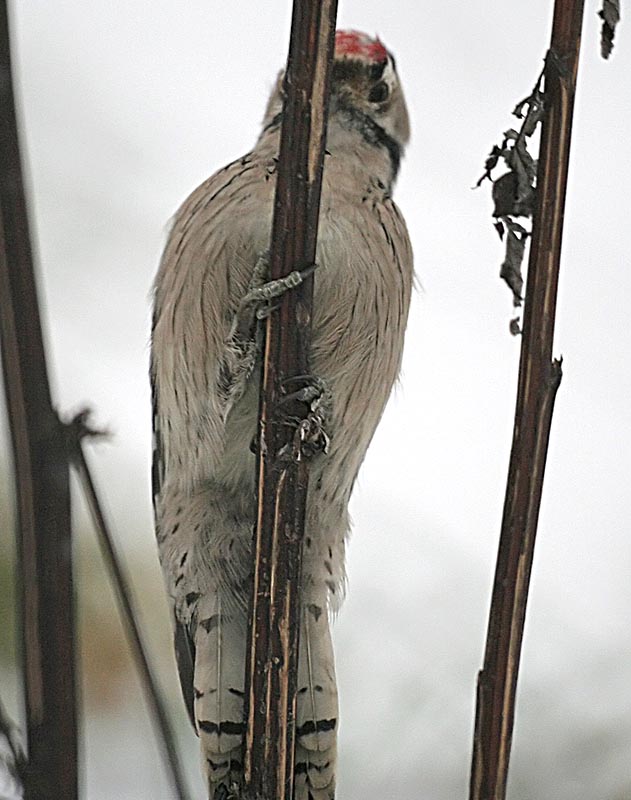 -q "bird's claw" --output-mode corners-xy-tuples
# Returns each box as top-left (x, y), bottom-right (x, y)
(213, 782), (241, 800)
(295, 410), (331, 459)
(279, 374), (332, 460)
